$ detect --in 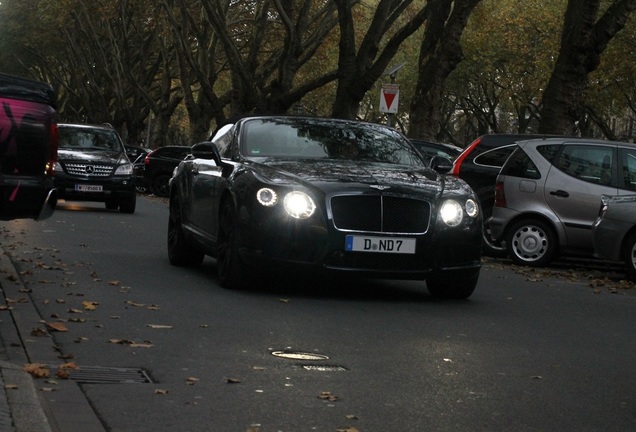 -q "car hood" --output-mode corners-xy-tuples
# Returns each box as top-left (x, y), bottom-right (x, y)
(58, 149), (127, 164)
(247, 159), (461, 198)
